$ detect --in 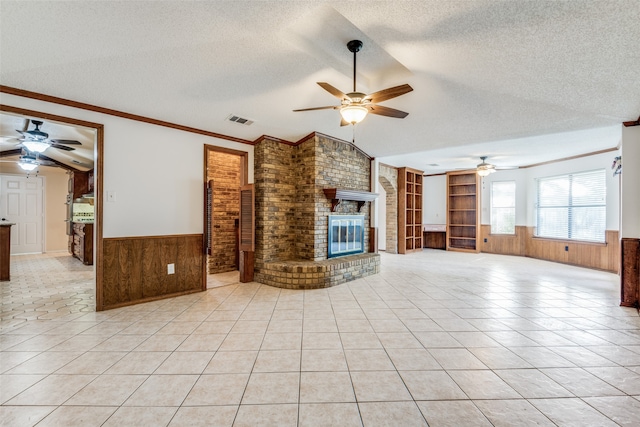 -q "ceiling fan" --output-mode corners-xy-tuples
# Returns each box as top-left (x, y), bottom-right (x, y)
(293, 39), (413, 126)
(0, 152), (56, 172)
(475, 156), (519, 176)
(13, 119), (81, 153)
